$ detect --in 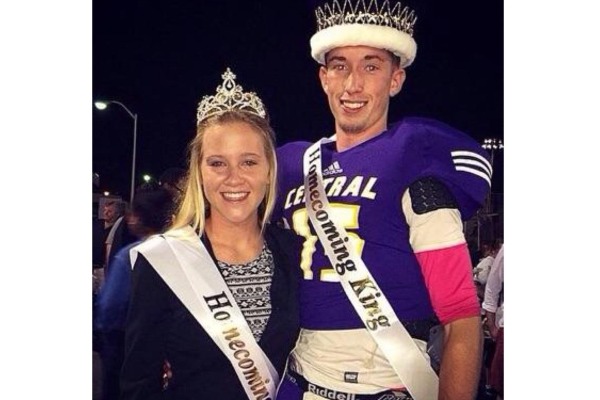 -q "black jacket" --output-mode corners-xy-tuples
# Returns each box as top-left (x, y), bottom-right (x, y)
(120, 225), (301, 400)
